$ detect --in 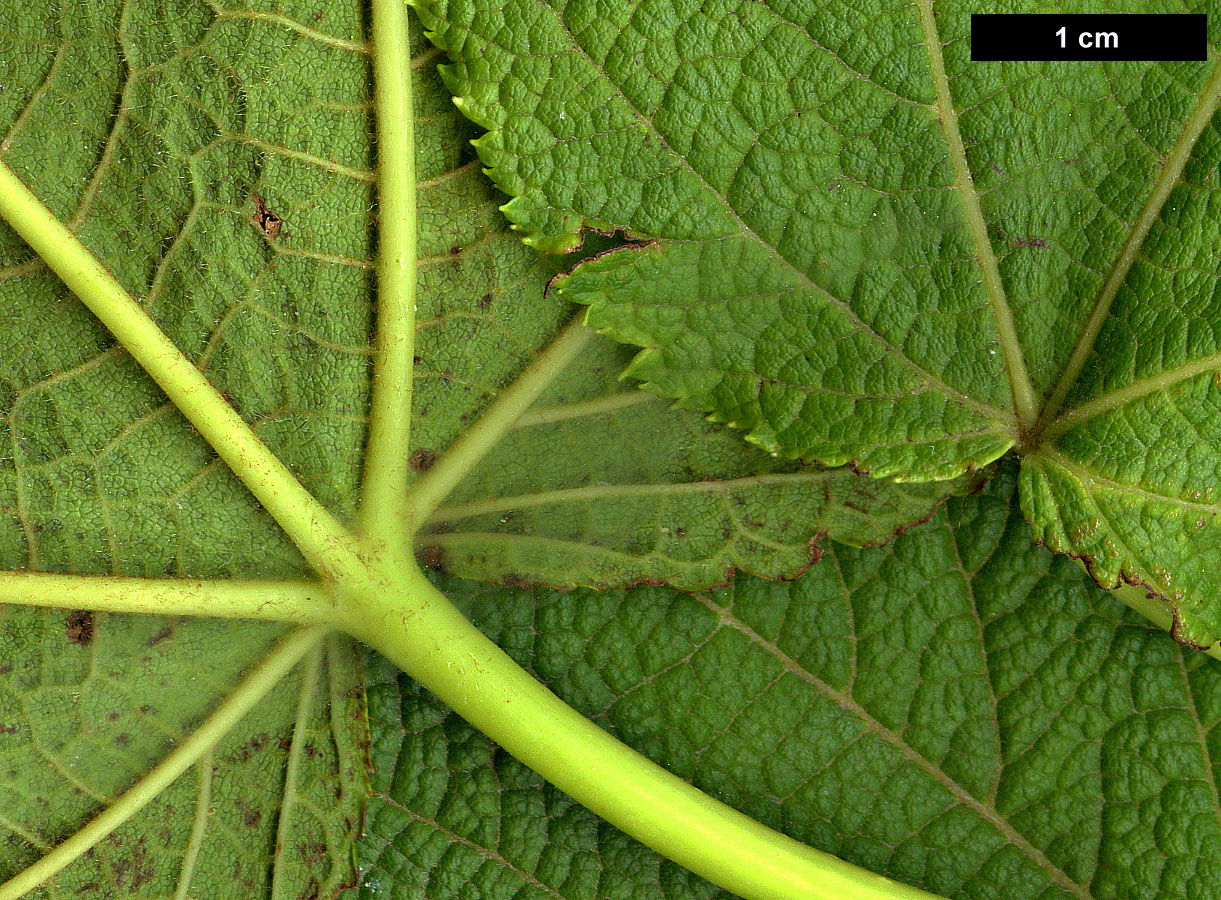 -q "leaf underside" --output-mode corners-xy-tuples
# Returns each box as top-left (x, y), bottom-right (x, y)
(4, 1), (1221, 900)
